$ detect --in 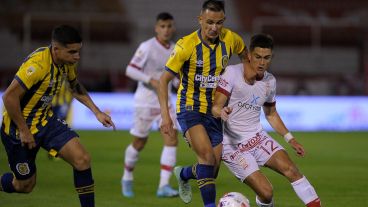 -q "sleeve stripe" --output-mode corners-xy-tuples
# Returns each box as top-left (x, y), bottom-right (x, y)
(129, 63), (142, 70)
(15, 75), (28, 90)
(216, 87), (231, 97)
(165, 66), (178, 76)
(263, 101), (276, 106)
